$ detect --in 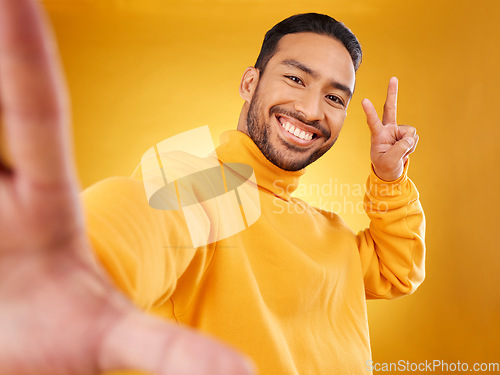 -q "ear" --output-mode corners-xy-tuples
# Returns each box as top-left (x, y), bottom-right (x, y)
(239, 67), (260, 102)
